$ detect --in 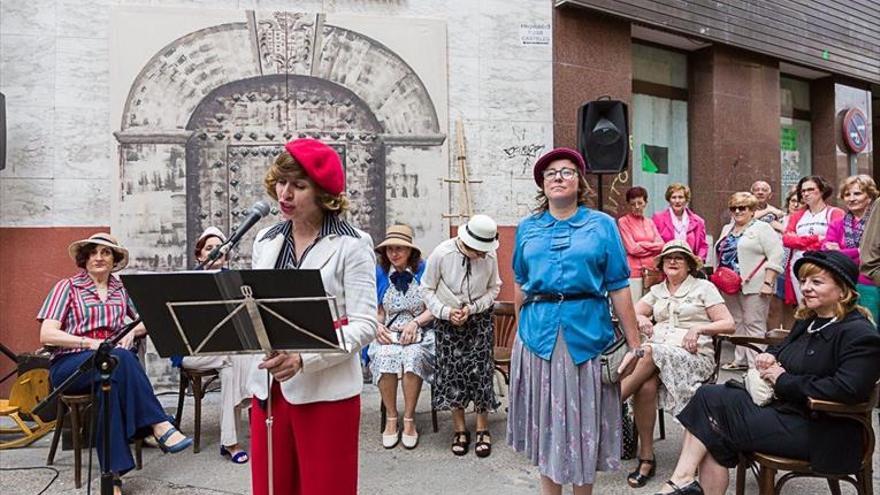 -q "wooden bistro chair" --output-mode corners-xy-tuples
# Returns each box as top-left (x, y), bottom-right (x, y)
(174, 367), (220, 454)
(735, 382), (879, 495)
(47, 392), (143, 488)
(492, 301), (517, 396)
